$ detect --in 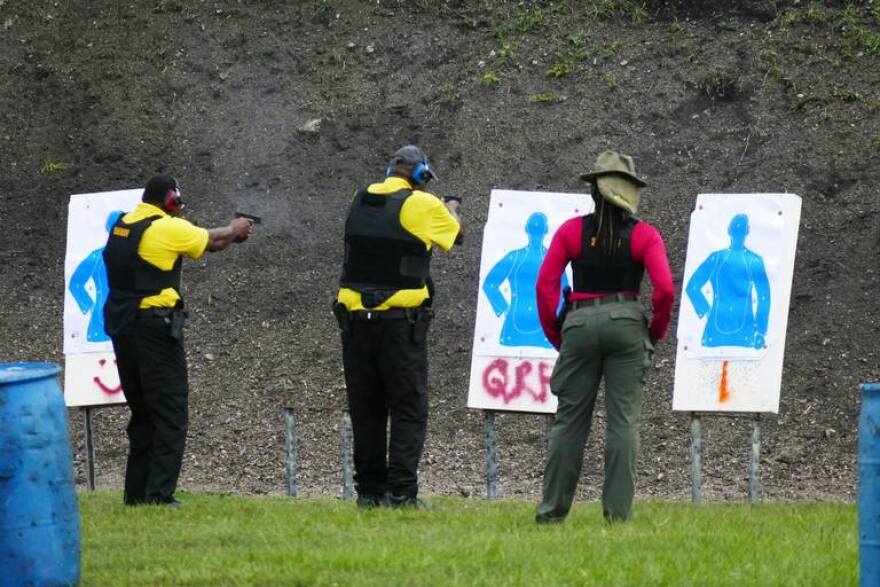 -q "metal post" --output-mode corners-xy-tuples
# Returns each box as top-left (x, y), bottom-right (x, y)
(749, 413), (762, 503)
(284, 408), (299, 497)
(690, 412), (702, 503)
(484, 411), (498, 500)
(341, 412), (353, 500)
(83, 407), (96, 491)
